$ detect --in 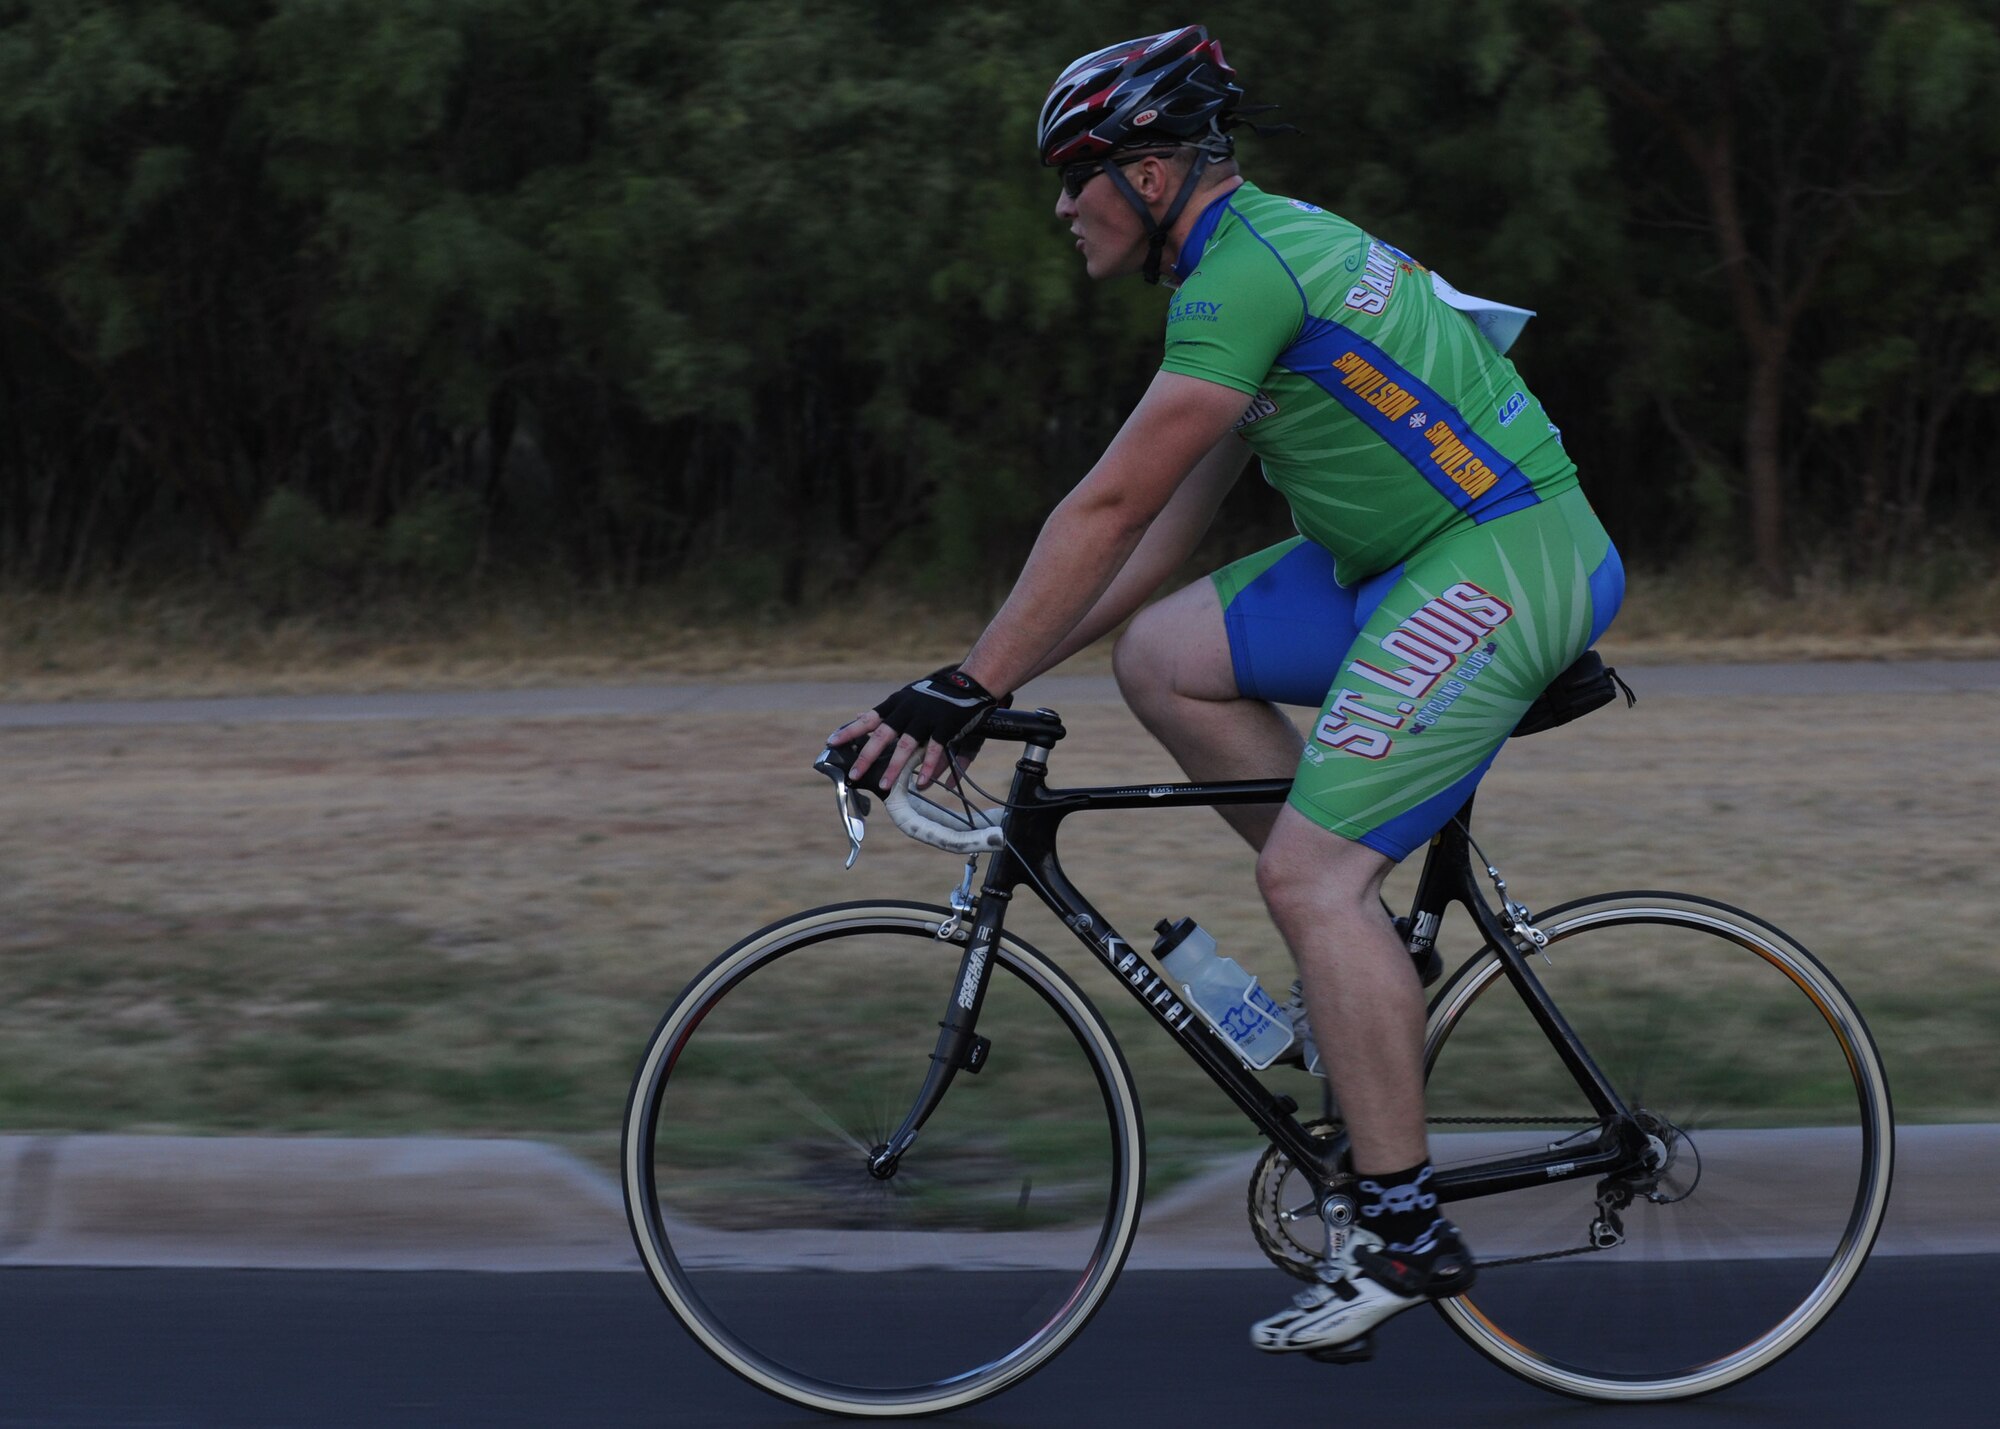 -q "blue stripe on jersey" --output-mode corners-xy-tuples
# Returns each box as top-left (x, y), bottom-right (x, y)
(1279, 316), (1540, 524)
(1171, 191), (1232, 283)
